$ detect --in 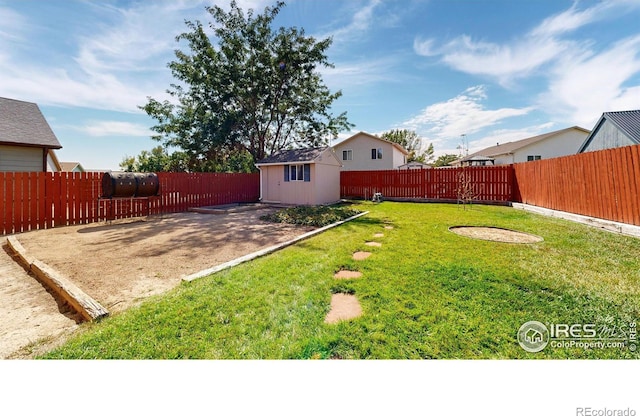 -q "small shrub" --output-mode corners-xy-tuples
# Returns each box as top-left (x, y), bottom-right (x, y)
(260, 205), (362, 227)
